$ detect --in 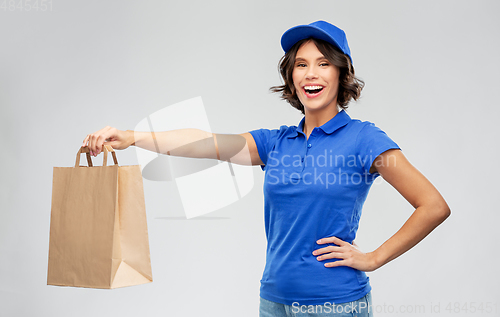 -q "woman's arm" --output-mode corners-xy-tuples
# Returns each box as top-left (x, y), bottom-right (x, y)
(82, 127), (263, 166)
(314, 149), (451, 271)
